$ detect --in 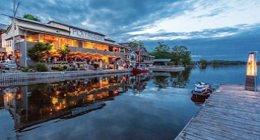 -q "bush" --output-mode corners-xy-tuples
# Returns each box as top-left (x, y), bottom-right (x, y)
(51, 65), (58, 70)
(28, 68), (35, 72)
(21, 66), (31, 72)
(35, 63), (48, 72)
(58, 66), (64, 71)
(63, 65), (67, 70)
(51, 65), (67, 71)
